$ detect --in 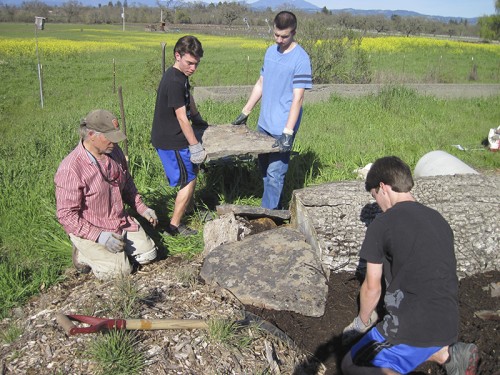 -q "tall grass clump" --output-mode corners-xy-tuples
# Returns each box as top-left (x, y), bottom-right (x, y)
(106, 276), (145, 318)
(0, 322), (23, 344)
(206, 318), (253, 349)
(87, 330), (145, 375)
